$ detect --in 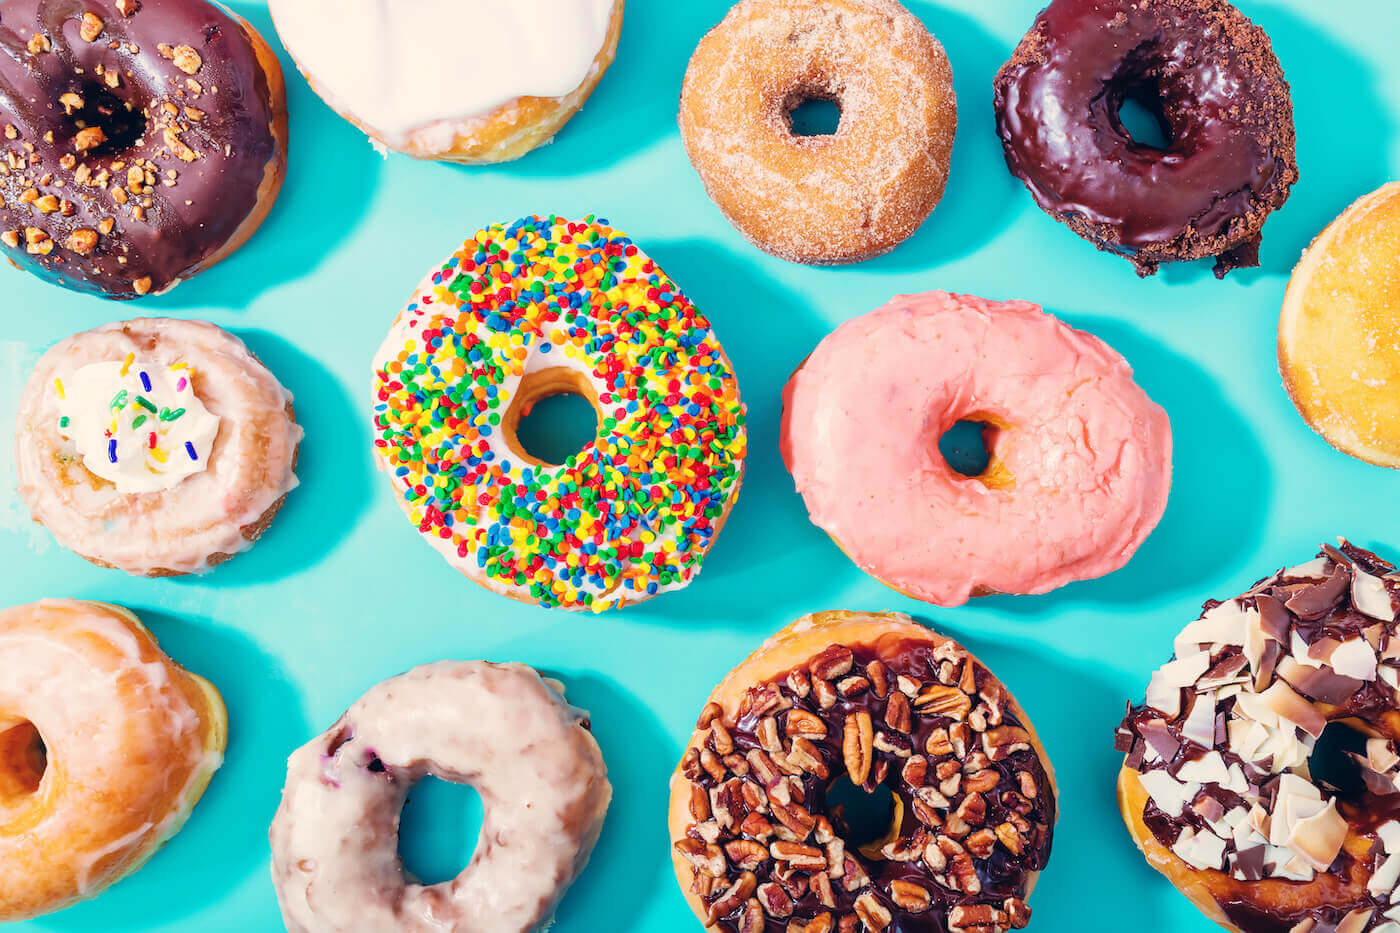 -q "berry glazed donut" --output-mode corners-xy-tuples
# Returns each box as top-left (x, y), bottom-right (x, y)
(269, 661), (611, 933)
(269, 0), (623, 163)
(1116, 541), (1400, 933)
(668, 611), (1057, 933)
(0, 599), (226, 922)
(679, 0), (957, 264)
(372, 216), (747, 611)
(1280, 183), (1400, 470)
(994, 0), (1298, 278)
(780, 291), (1172, 607)
(15, 318), (303, 576)
(0, 0), (288, 298)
